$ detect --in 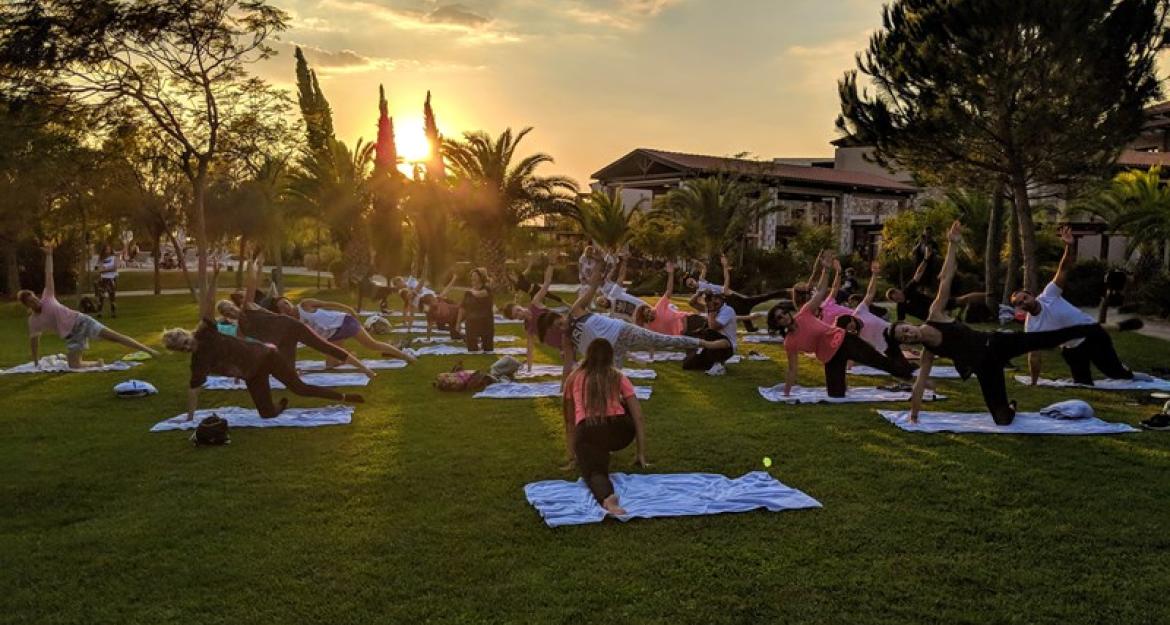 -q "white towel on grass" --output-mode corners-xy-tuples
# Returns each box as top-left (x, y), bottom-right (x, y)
(410, 335), (519, 344)
(150, 405), (354, 432)
(360, 310), (406, 317)
(1012, 374), (1170, 391)
(203, 372), (370, 390)
(848, 365), (962, 379)
(742, 334), (784, 344)
(296, 359), (407, 371)
(627, 352), (770, 364)
(474, 382), (653, 400)
(524, 471), (822, 528)
(513, 364), (657, 380)
(758, 384), (945, 404)
(0, 355), (141, 375)
(727, 353), (771, 363)
(878, 409), (1138, 435)
(407, 345), (526, 357)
